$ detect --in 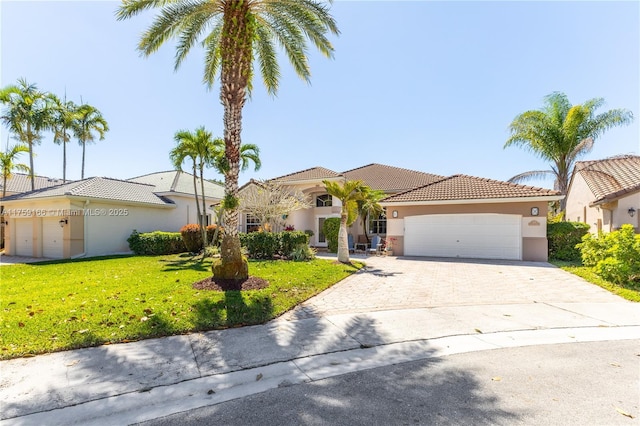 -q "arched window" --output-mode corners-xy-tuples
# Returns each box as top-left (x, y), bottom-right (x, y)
(316, 194), (332, 207)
